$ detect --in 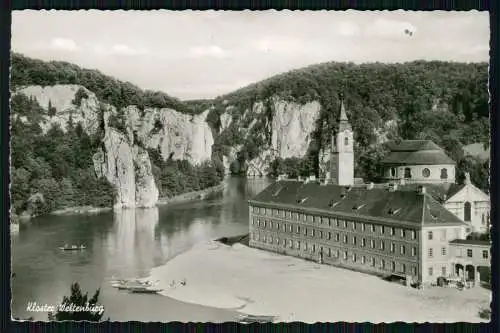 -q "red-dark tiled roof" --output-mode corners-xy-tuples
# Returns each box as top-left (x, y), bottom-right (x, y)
(396, 183), (465, 203)
(387, 140), (443, 152)
(249, 180), (465, 227)
(449, 239), (491, 246)
(381, 140), (455, 165)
